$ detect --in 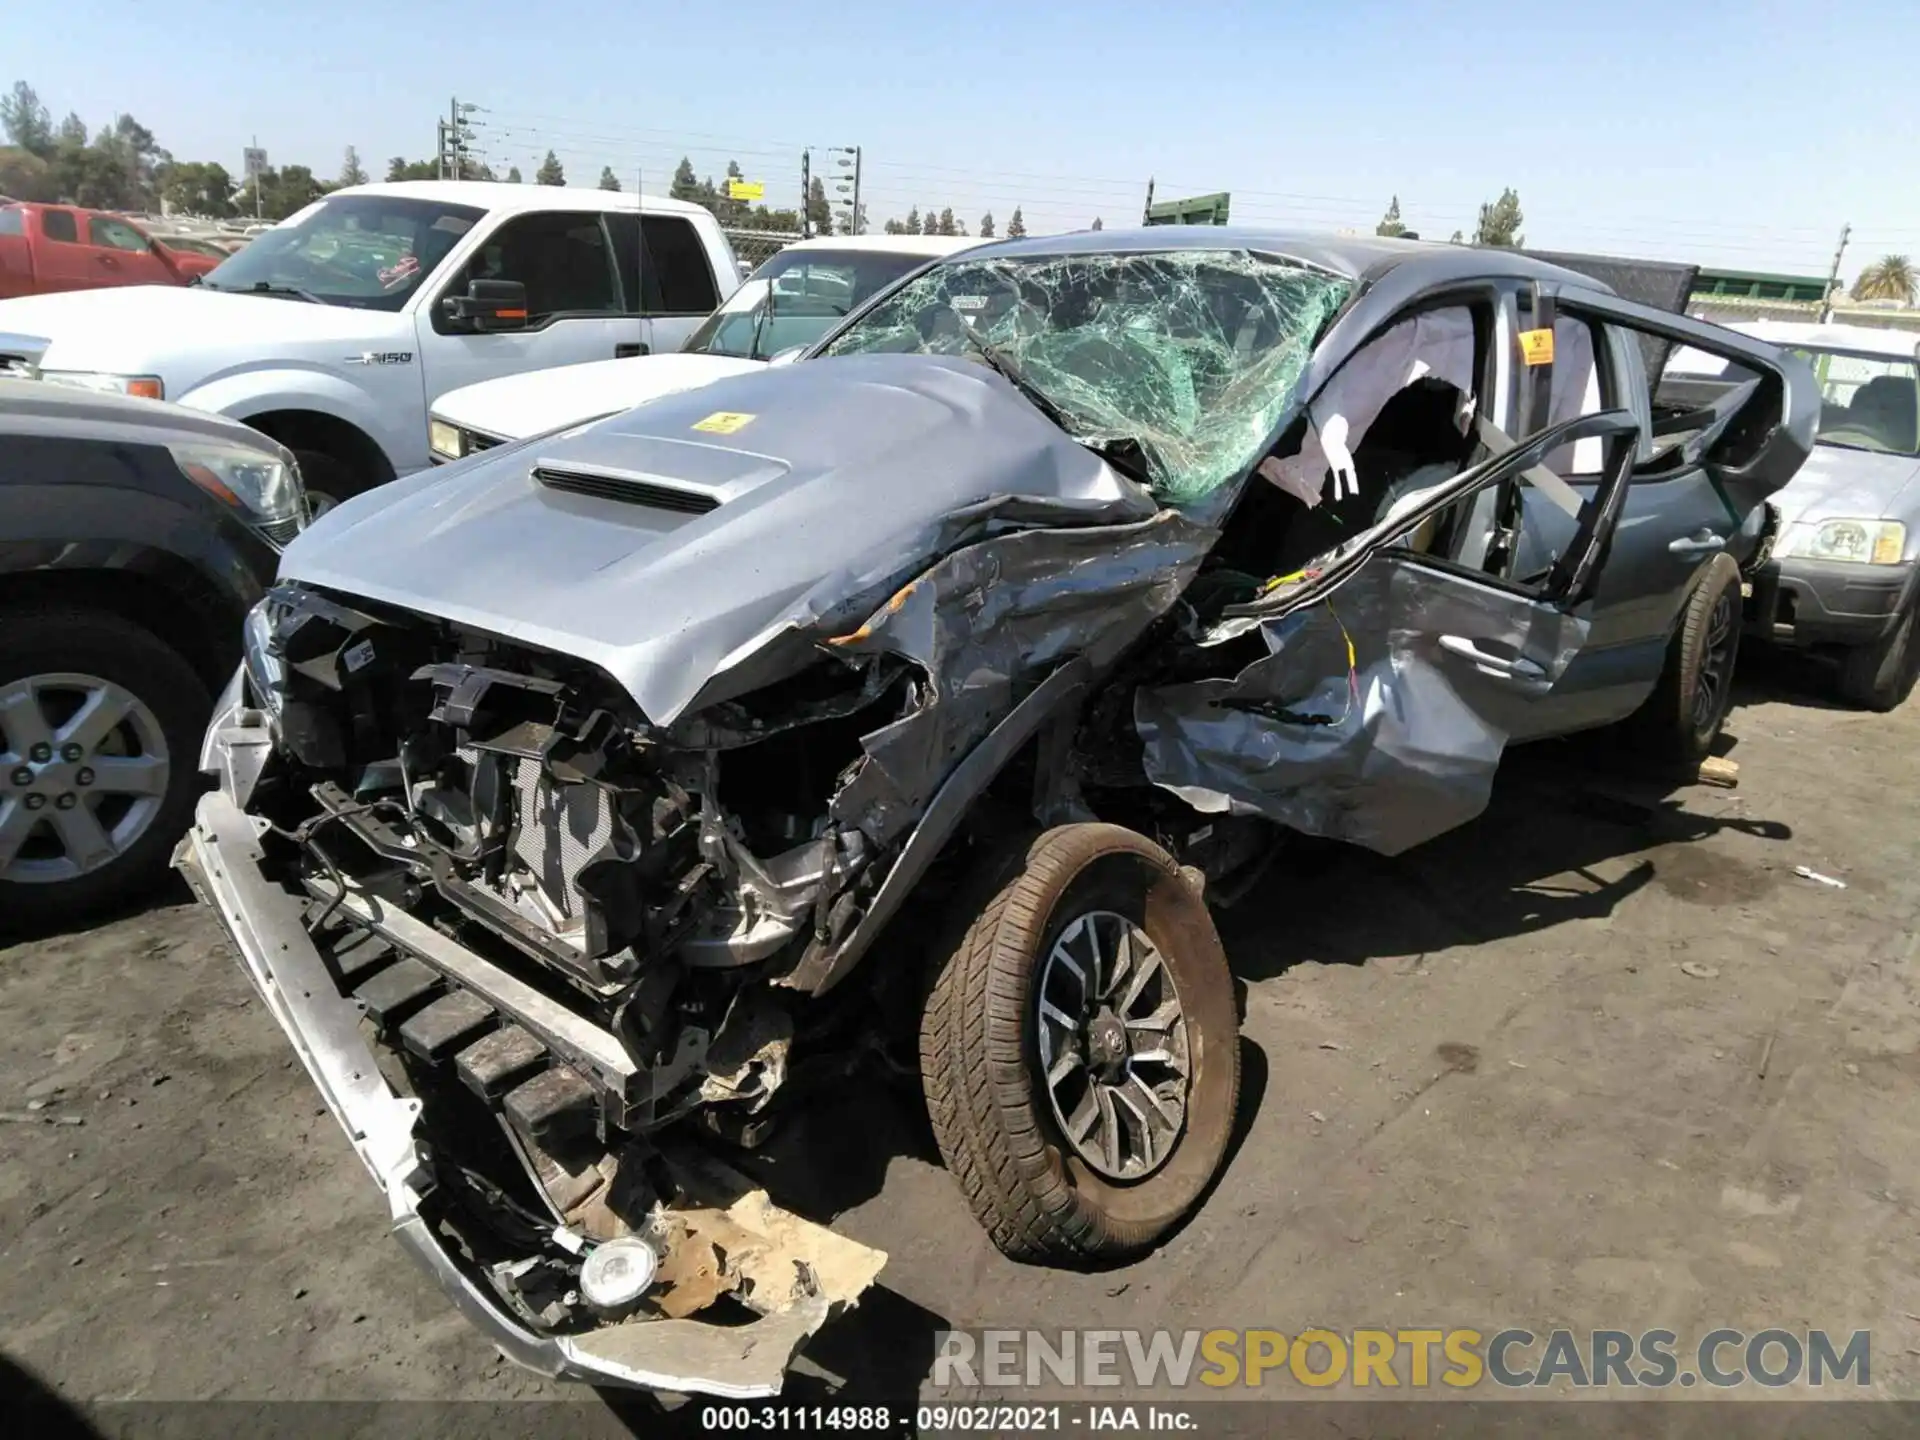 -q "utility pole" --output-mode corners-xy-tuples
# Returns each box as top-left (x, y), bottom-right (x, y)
(1141, 178), (1155, 226)
(438, 99), (483, 180)
(1818, 222), (1851, 323)
(801, 146), (862, 237)
(826, 146), (858, 236)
